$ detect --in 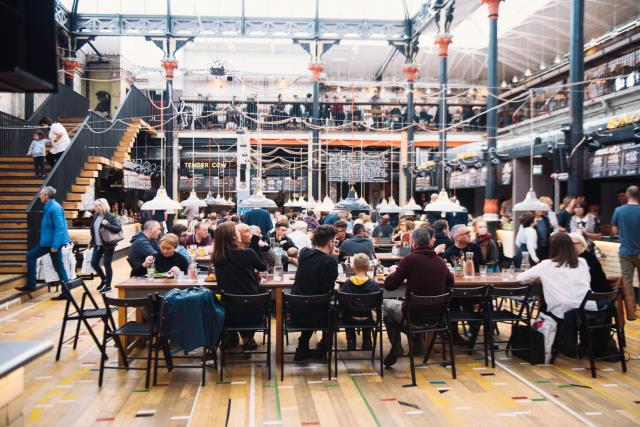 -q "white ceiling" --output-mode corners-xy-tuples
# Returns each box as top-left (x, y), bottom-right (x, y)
(80, 0), (640, 86)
